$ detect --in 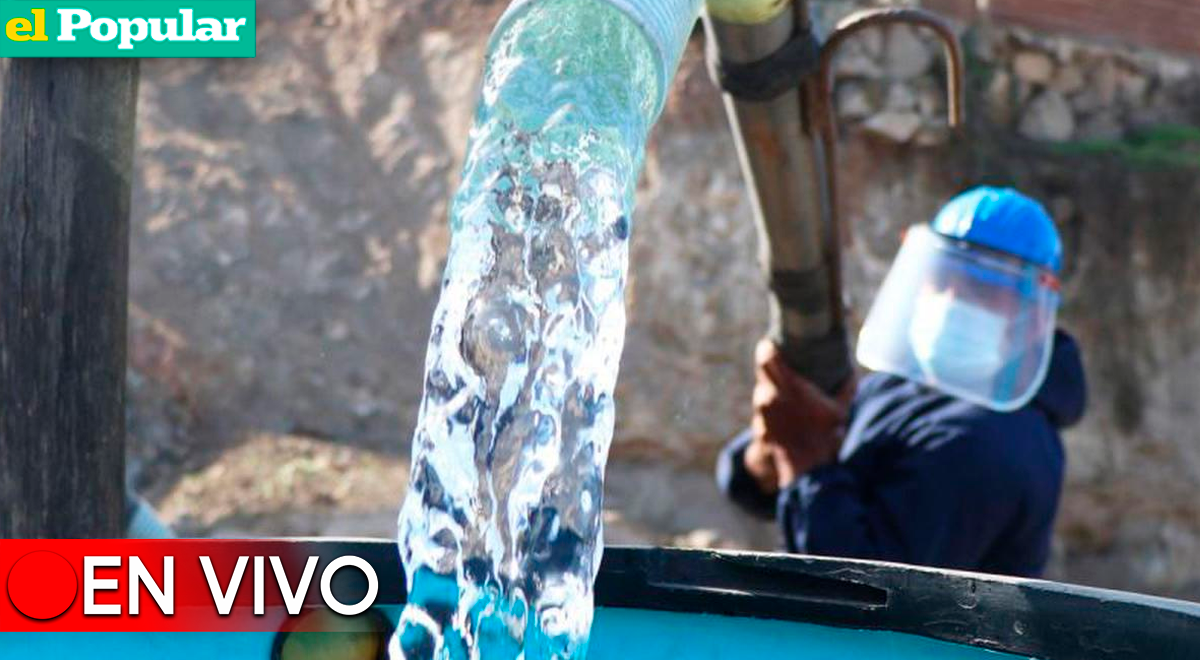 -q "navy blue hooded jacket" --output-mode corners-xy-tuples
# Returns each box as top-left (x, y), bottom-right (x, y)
(717, 330), (1087, 577)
